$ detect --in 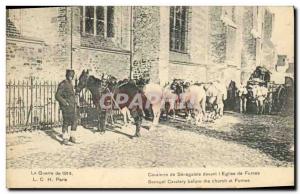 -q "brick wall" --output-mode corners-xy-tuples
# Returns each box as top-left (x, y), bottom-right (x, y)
(263, 9), (273, 40)
(74, 48), (130, 79)
(241, 7), (256, 69)
(240, 7), (259, 83)
(260, 8), (276, 71)
(168, 62), (207, 82)
(131, 6), (160, 82)
(6, 39), (44, 80)
(168, 7), (208, 83)
(208, 7), (227, 65)
(6, 7), (132, 81)
(157, 7), (170, 86)
(224, 66), (241, 87)
(6, 8), (71, 81)
(79, 7), (131, 52)
(6, 9), (22, 37)
(190, 7), (209, 64)
(71, 6), (131, 79)
(6, 6), (275, 86)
